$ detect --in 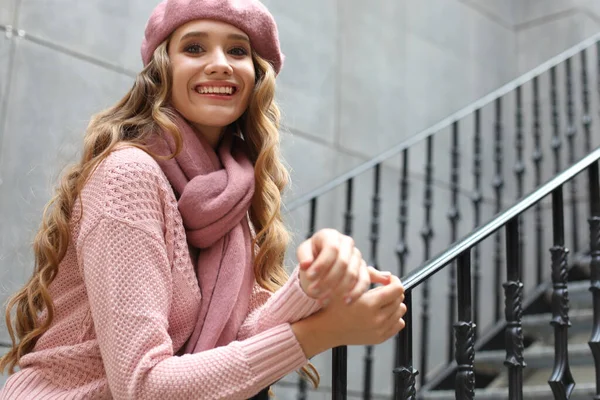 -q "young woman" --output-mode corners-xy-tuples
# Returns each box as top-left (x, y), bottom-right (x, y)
(0, 0), (407, 398)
